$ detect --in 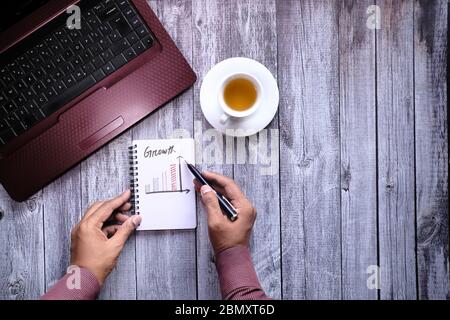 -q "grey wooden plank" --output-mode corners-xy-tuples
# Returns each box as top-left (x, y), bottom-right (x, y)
(414, 0), (449, 300)
(277, 0), (342, 299)
(338, 0), (378, 300)
(42, 167), (81, 292)
(0, 188), (44, 299)
(377, 0), (417, 300)
(80, 132), (136, 300)
(192, 0), (234, 300)
(133, 0), (197, 300)
(228, 0), (281, 299)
